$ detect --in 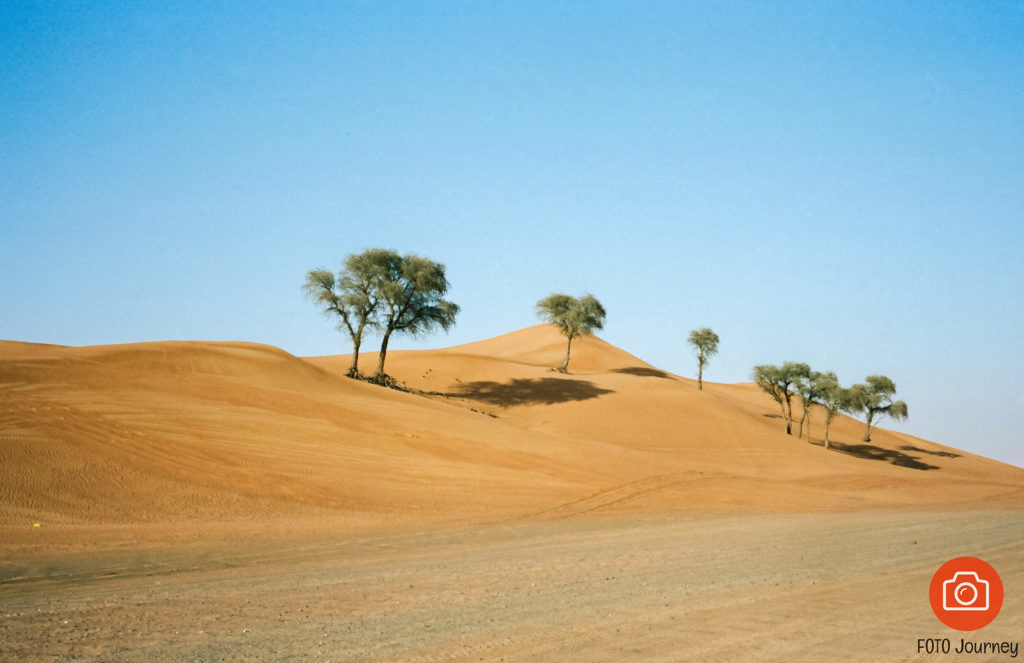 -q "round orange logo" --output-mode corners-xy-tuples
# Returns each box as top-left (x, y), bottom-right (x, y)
(929, 557), (1003, 631)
